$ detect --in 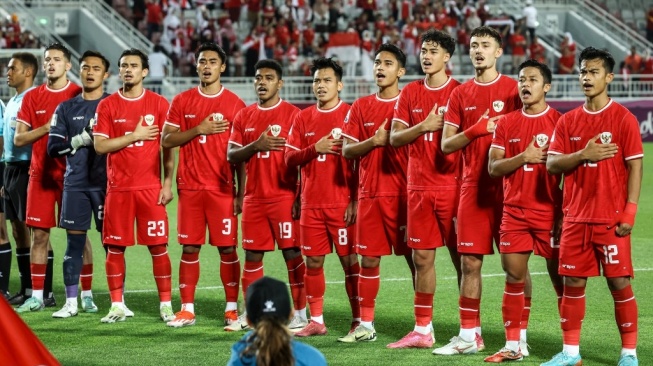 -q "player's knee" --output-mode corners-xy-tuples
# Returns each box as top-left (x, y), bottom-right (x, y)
(461, 254), (483, 273)
(606, 276), (631, 291)
(361, 256), (380, 268)
(184, 245), (202, 254)
(305, 255), (324, 269)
